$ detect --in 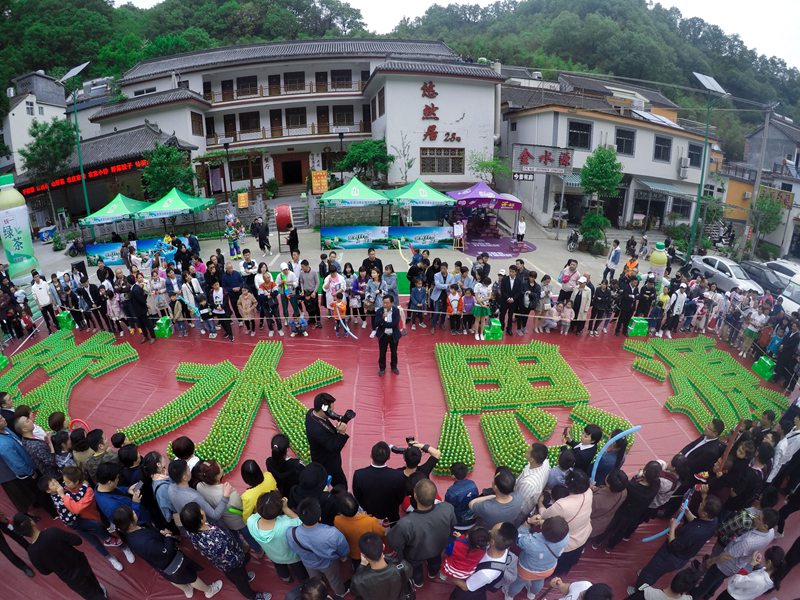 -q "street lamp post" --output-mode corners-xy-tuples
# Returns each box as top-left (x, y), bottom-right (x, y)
(338, 131), (344, 184)
(59, 62), (91, 236)
(687, 72), (728, 262)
